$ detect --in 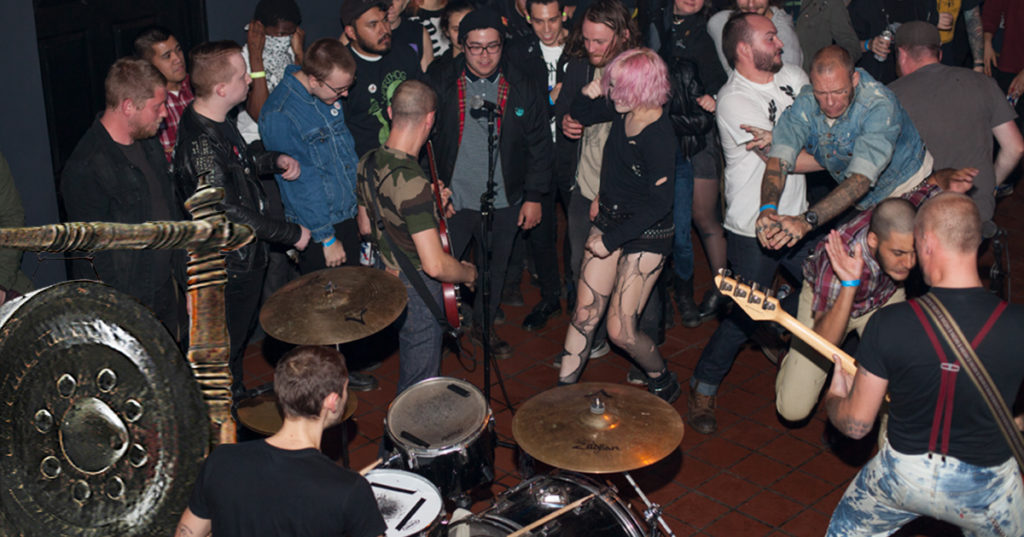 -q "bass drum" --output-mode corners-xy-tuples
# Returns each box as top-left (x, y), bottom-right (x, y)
(0, 281), (209, 537)
(446, 473), (645, 537)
